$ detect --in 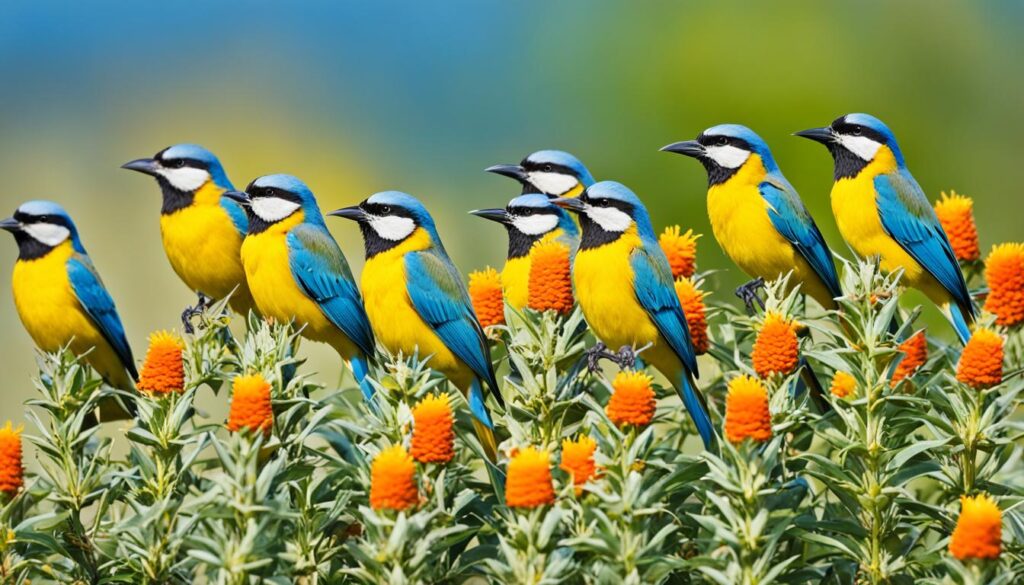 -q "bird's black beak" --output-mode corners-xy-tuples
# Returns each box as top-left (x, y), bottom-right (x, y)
(469, 208), (510, 224)
(552, 197), (586, 213)
(659, 140), (705, 158)
(794, 127), (835, 145)
(328, 206), (367, 222)
(0, 217), (23, 233)
(485, 163), (529, 183)
(223, 190), (251, 206)
(121, 158), (161, 176)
